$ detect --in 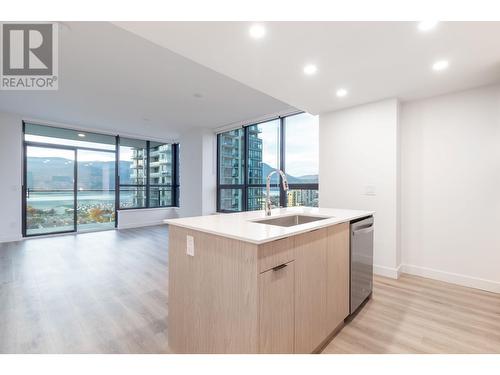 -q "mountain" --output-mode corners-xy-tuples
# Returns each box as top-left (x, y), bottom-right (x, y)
(261, 163), (318, 184)
(26, 157), (317, 190)
(293, 174), (319, 184)
(26, 157), (133, 190)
